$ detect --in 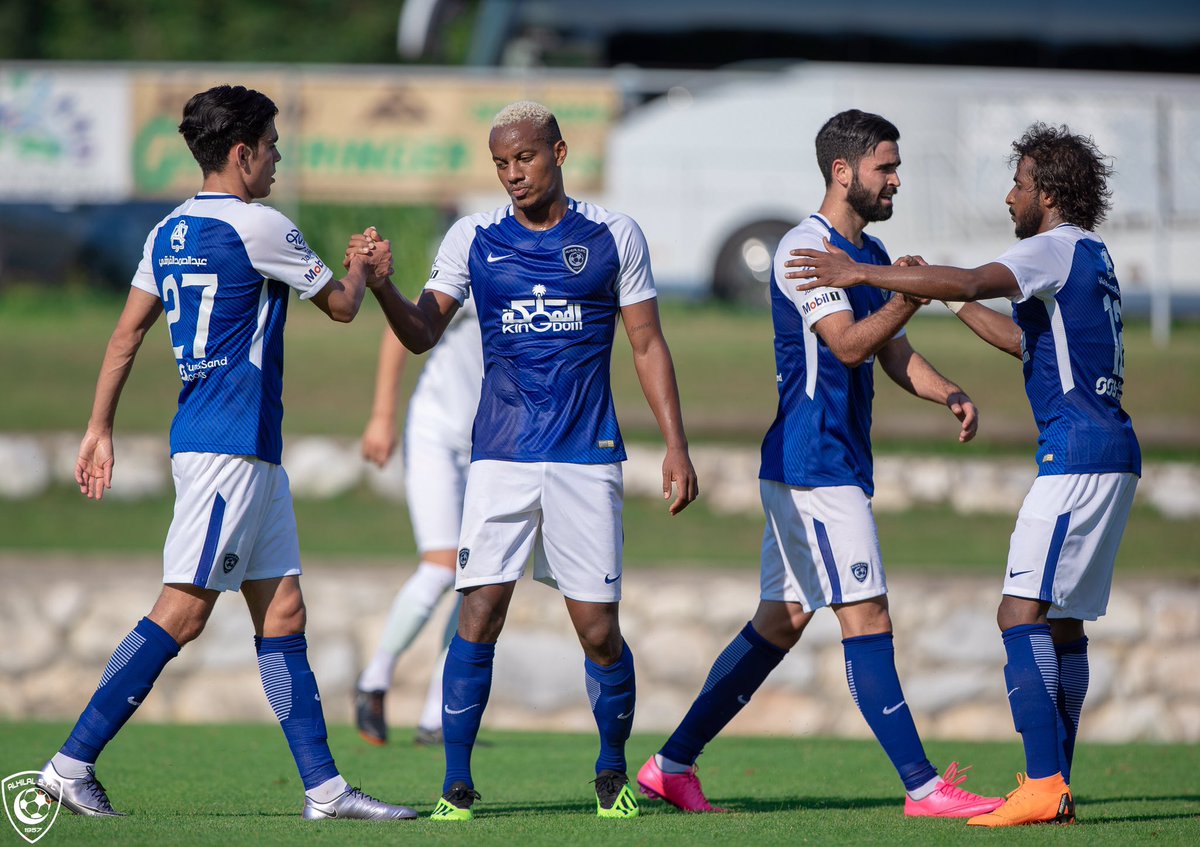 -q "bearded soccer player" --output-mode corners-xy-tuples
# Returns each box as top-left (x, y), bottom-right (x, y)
(638, 109), (1001, 819)
(360, 100), (698, 820)
(38, 85), (417, 822)
(788, 123), (1140, 826)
